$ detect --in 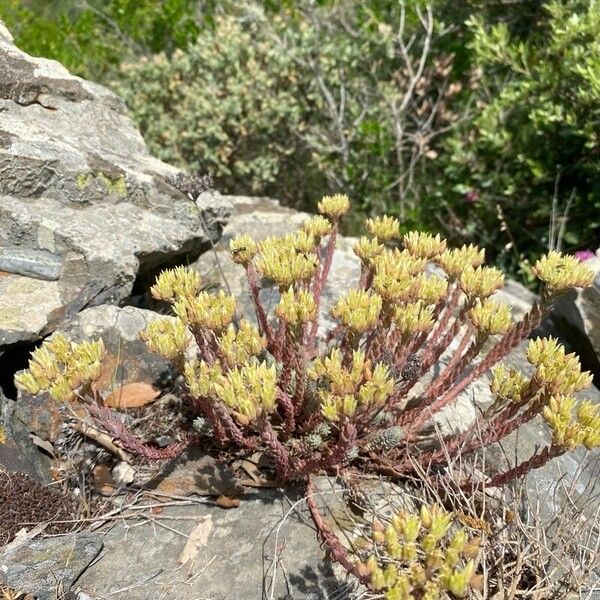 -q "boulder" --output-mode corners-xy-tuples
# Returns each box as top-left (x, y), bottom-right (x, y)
(75, 486), (356, 600)
(0, 532), (102, 599)
(0, 386), (53, 481)
(0, 22), (231, 350)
